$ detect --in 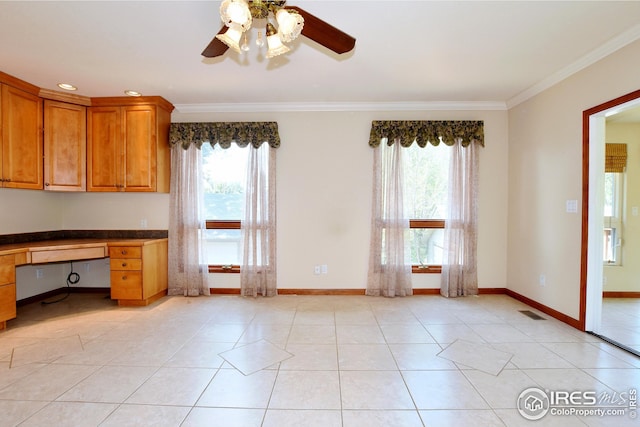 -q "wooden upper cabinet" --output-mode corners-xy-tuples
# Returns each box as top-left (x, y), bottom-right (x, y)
(43, 100), (87, 191)
(123, 105), (156, 191)
(1, 84), (43, 189)
(87, 98), (171, 193)
(87, 106), (122, 191)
